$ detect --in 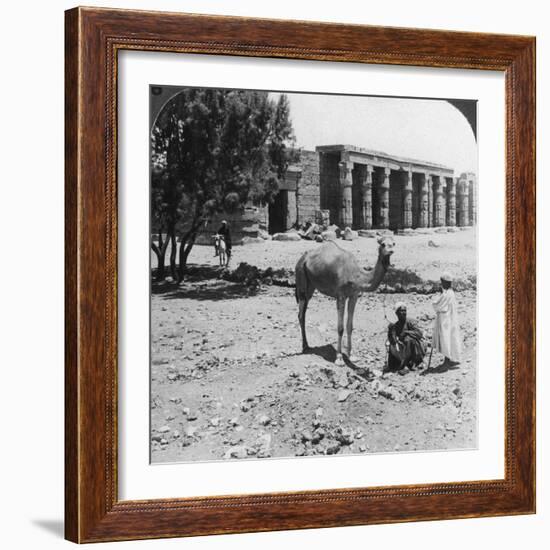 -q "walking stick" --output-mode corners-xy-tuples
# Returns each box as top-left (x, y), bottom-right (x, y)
(427, 341), (434, 370)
